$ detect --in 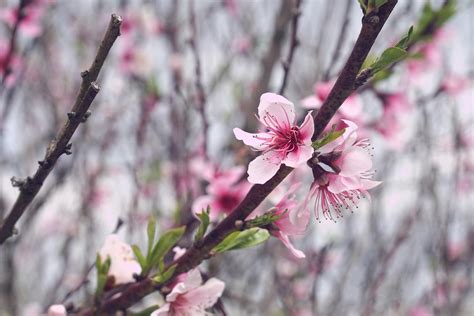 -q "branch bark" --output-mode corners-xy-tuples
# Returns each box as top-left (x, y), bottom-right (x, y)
(78, 1), (398, 313)
(0, 14), (122, 245)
